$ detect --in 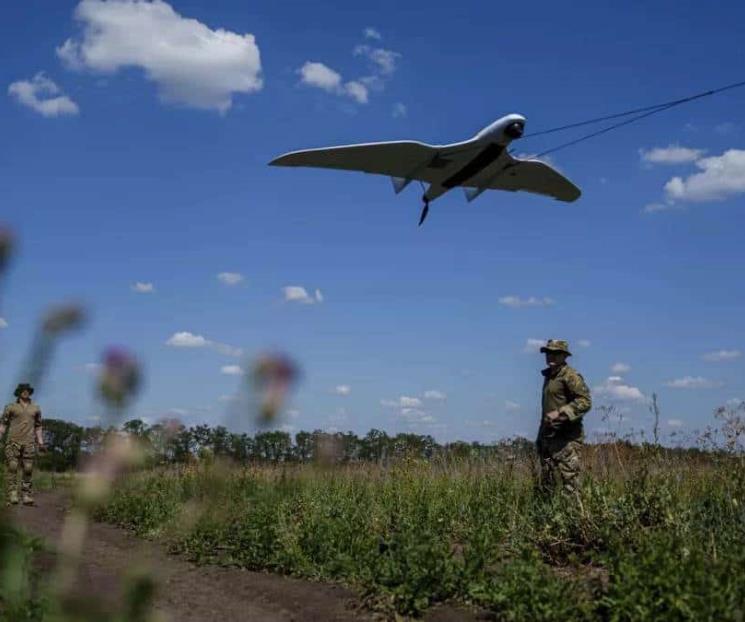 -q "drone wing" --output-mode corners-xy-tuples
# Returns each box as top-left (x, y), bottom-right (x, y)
(269, 141), (478, 185)
(467, 156), (581, 202)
